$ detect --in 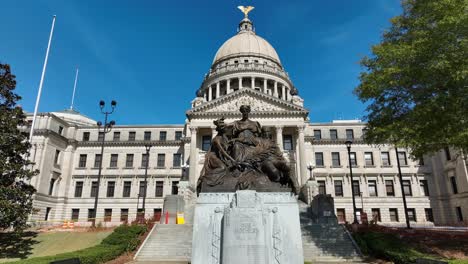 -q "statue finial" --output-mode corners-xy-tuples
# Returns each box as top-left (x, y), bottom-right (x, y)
(237, 6), (254, 18)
